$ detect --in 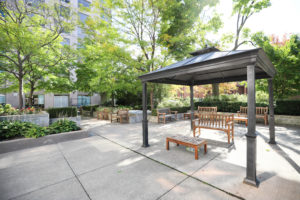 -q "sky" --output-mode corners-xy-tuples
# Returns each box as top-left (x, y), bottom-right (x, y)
(211, 0), (300, 49)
